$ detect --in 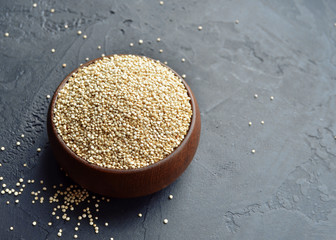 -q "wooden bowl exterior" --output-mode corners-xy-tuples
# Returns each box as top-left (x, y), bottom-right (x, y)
(47, 55), (201, 198)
